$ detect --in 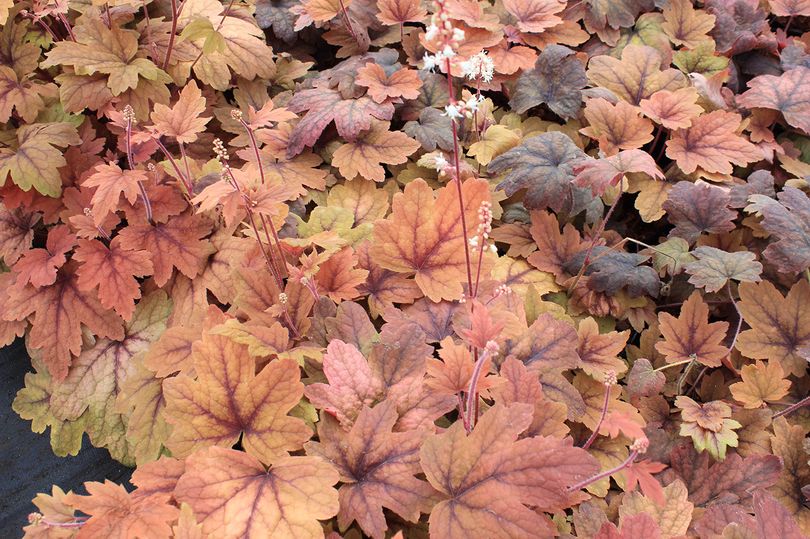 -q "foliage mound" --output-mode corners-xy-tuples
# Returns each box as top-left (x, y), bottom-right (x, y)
(1, 0), (809, 537)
